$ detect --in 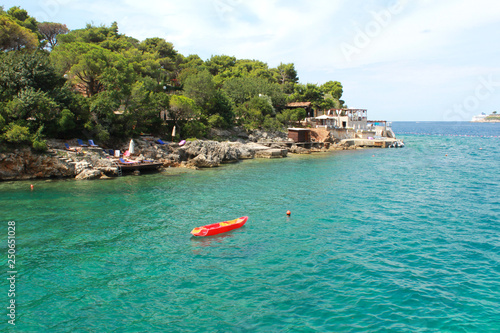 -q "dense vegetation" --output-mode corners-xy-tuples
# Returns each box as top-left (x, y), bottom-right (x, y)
(0, 5), (346, 149)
